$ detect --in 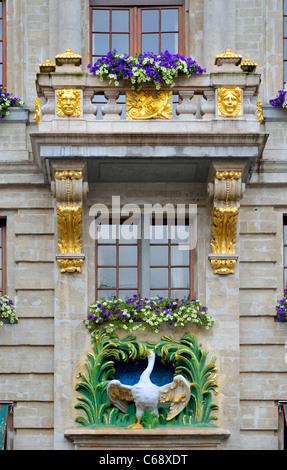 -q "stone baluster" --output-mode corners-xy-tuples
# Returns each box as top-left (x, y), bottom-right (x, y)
(176, 91), (197, 120)
(102, 90), (122, 120)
